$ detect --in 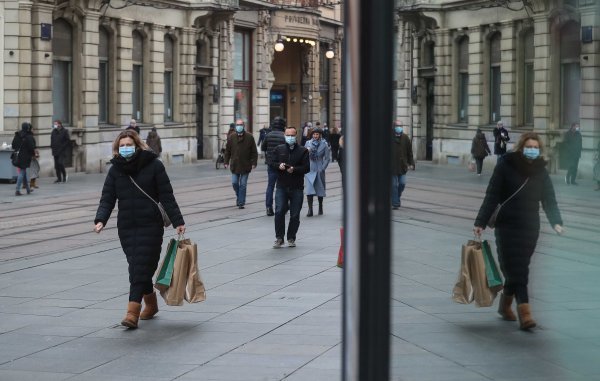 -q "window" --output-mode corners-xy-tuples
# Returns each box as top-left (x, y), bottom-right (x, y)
(234, 30), (252, 130)
(98, 27), (109, 124)
(320, 43), (331, 126)
(457, 37), (469, 123)
(52, 18), (73, 125)
(164, 34), (174, 122)
(132, 31), (144, 122)
(522, 29), (534, 125)
(489, 33), (501, 123)
(423, 41), (434, 67)
(560, 22), (581, 127)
